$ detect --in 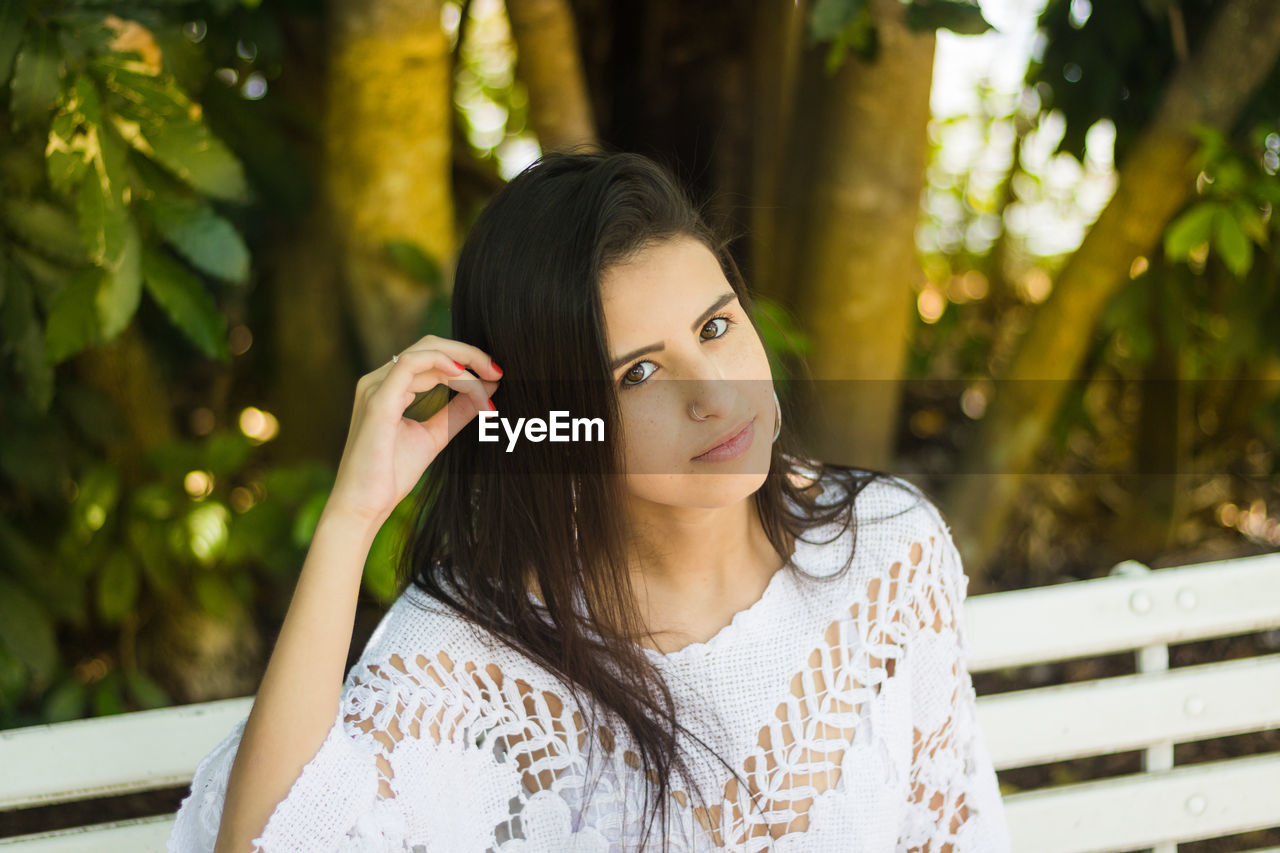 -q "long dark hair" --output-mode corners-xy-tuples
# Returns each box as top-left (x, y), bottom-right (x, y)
(395, 148), (924, 848)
